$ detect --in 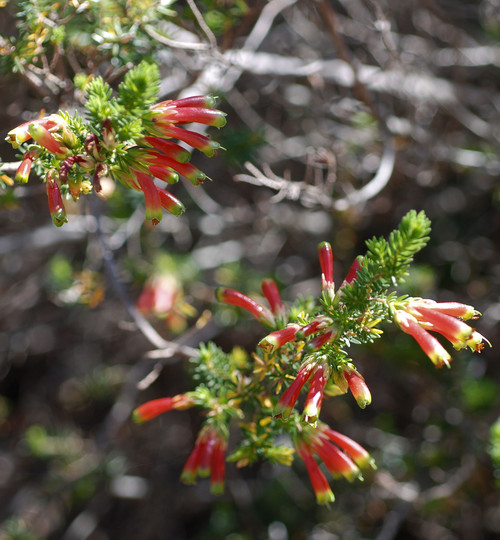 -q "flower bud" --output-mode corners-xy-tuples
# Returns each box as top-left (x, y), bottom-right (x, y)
(157, 188), (185, 217)
(29, 123), (69, 156)
(258, 324), (300, 353)
(261, 279), (284, 316)
(46, 171), (67, 227)
(318, 241), (335, 297)
(344, 368), (371, 409)
(216, 288), (275, 326)
(15, 149), (39, 183)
